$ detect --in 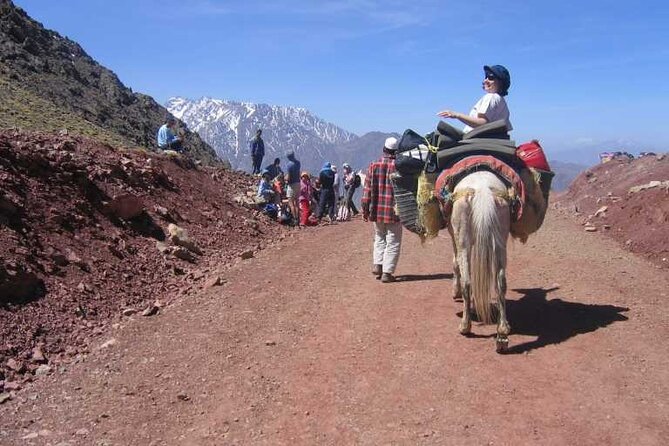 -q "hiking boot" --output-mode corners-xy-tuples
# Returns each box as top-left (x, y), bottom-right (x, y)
(372, 264), (382, 278)
(381, 273), (396, 283)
